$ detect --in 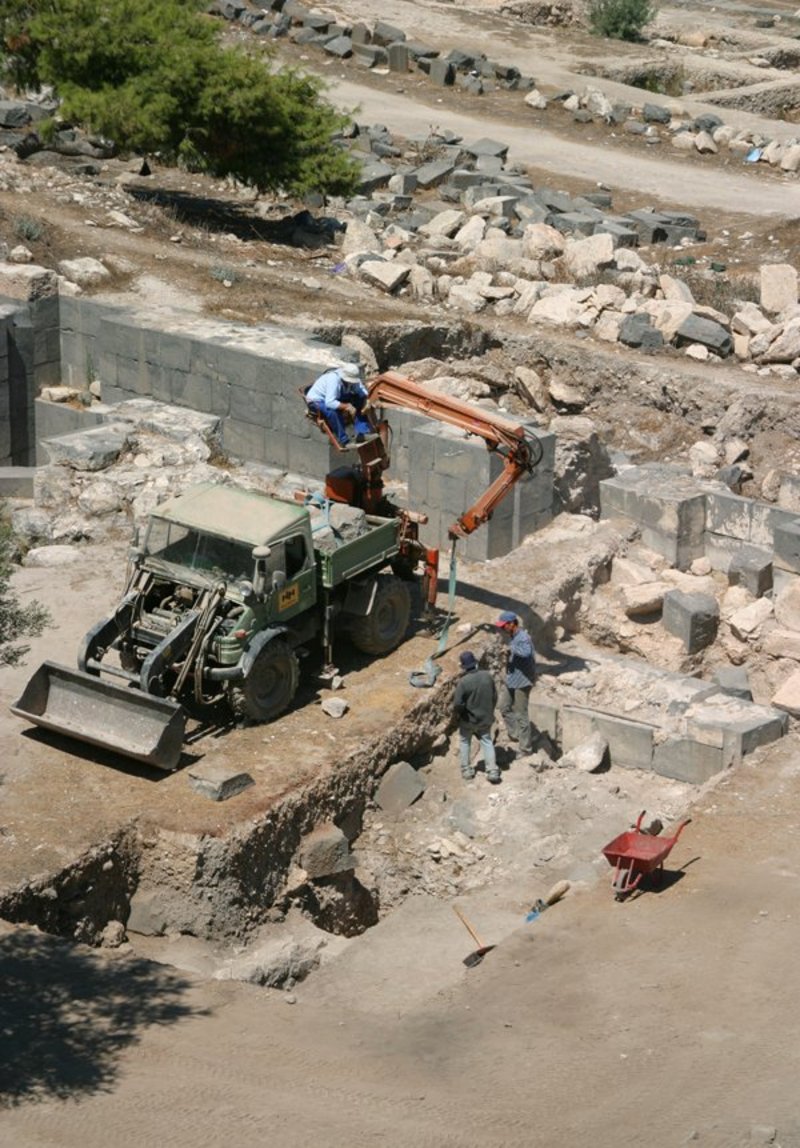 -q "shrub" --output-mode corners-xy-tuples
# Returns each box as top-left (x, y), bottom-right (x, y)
(587, 0), (657, 42)
(13, 216), (42, 242)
